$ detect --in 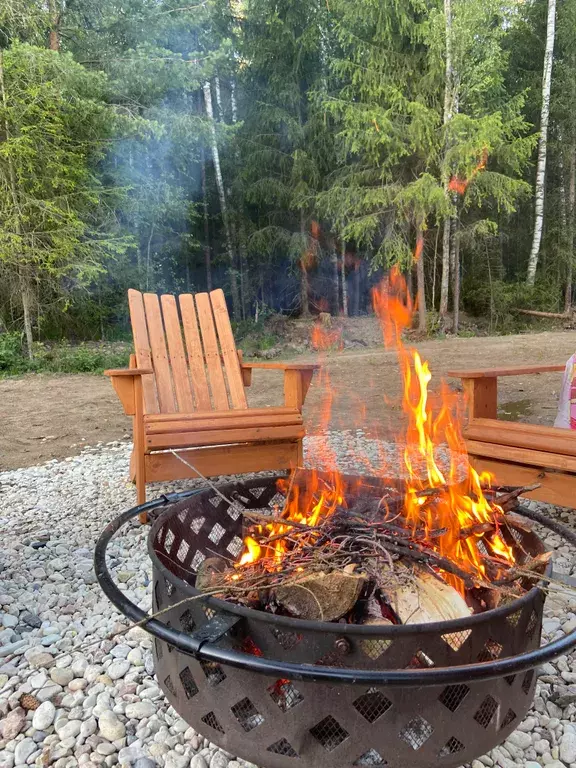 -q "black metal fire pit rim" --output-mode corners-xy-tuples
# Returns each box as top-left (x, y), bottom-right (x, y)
(94, 491), (576, 686)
